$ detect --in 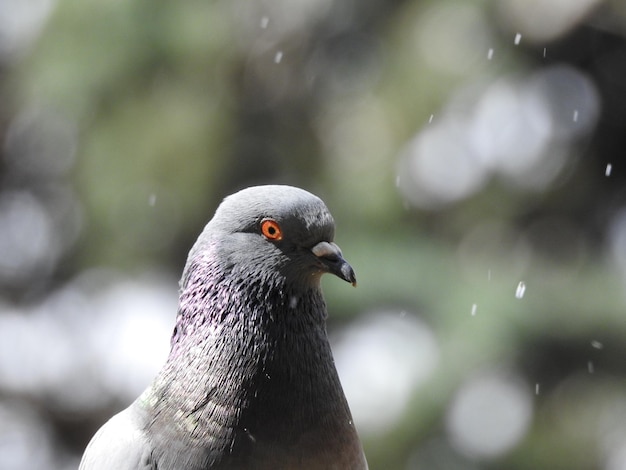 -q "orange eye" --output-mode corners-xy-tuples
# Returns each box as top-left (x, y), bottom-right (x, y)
(261, 219), (283, 241)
